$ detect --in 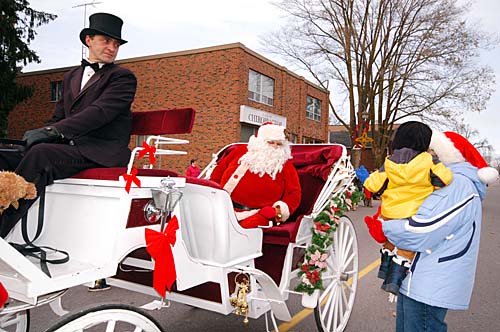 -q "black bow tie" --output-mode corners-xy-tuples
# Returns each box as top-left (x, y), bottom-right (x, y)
(81, 59), (101, 72)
